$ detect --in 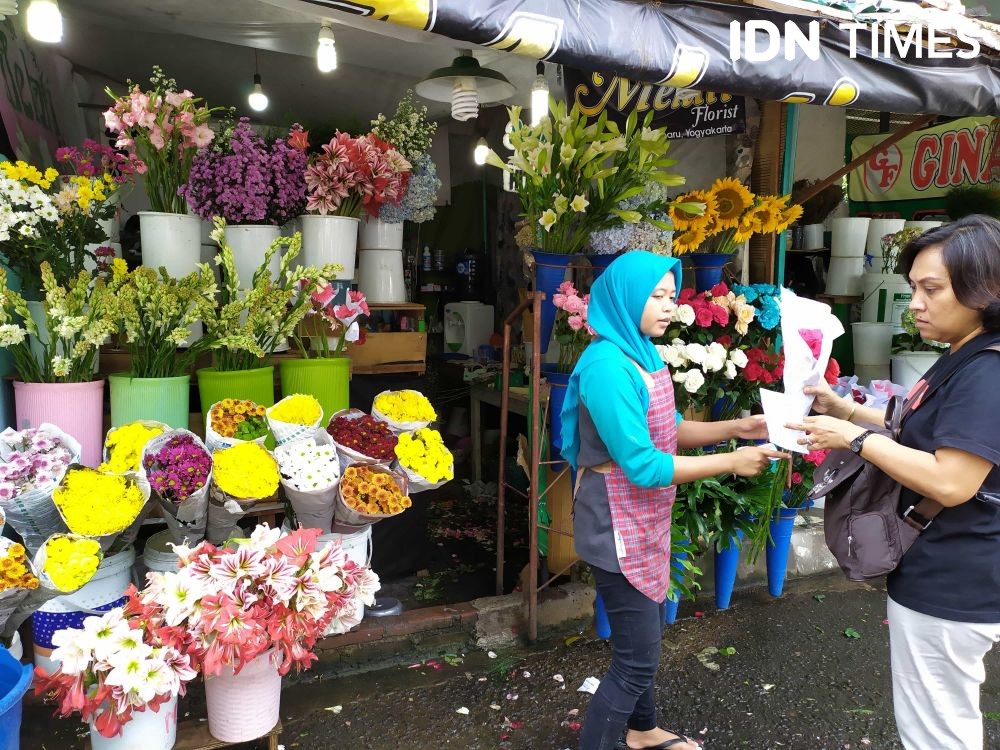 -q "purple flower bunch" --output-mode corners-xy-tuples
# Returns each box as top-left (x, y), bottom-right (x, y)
(180, 118), (308, 225)
(0, 428), (74, 500)
(143, 434), (212, 504)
